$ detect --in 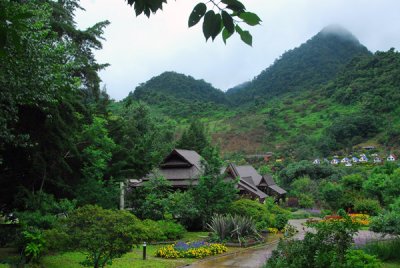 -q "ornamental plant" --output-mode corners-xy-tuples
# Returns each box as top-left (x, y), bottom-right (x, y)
(207, 214), (261, 245)
(349, 214), (370, 226)
(265, 210), (378, 268)
(21, 229), (46, 264)
(155, 241), (227, 259)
